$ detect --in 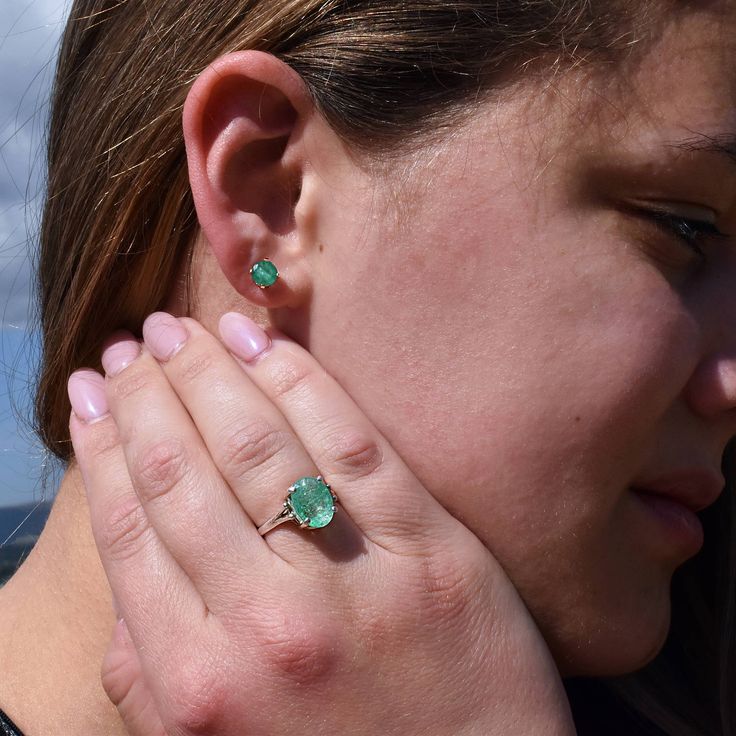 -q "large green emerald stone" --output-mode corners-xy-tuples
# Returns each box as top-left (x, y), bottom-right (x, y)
(287, 477), (335, 528)
(250, 259), (279, 288)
